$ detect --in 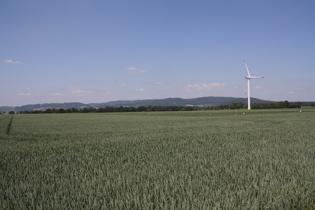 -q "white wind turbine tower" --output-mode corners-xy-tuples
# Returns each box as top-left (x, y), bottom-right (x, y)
(244, 61), (264, 110)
